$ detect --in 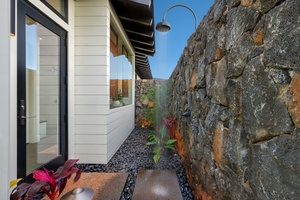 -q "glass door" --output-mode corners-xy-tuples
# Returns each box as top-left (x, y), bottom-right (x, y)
(17, 0), (67, 180)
